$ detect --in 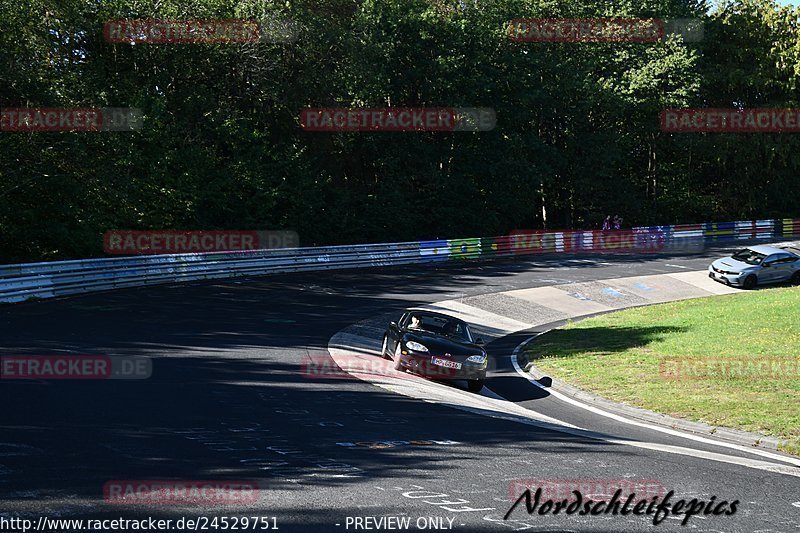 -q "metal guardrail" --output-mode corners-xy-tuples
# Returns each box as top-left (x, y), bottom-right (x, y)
(1, 218), (798, 303)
